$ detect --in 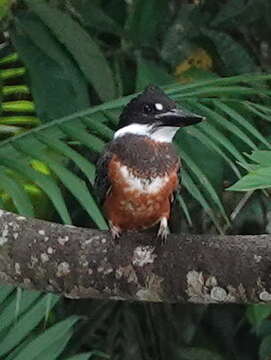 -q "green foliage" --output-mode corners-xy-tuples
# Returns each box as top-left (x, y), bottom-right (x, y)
(0, 46), (55, 219)
(25, 0), (116, 102)
(247, 304), (271, 329)
(11, 316), (80, 360)
(229, 150), (271, 191)
(161, 4), (197, 66)
(201, 28), (257, 75)
(126, 0), (169, 48)
(0, 51), (39, 135)
(0, 288), (109, 359)
(136, 57), (174, 91)
(11, 13), (90, 122)
(0, 289), (57, 357)
(0, 0), (12, 20)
